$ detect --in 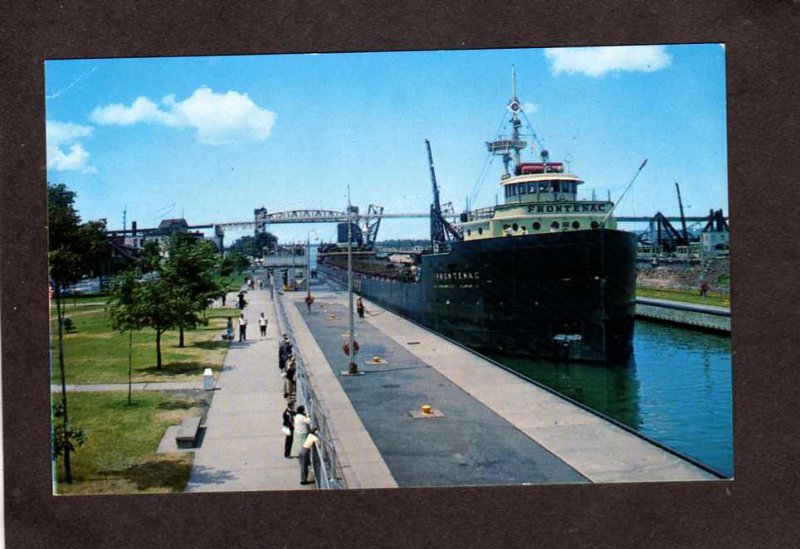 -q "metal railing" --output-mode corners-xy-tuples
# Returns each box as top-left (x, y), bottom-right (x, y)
(271, 274), (346, 490)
